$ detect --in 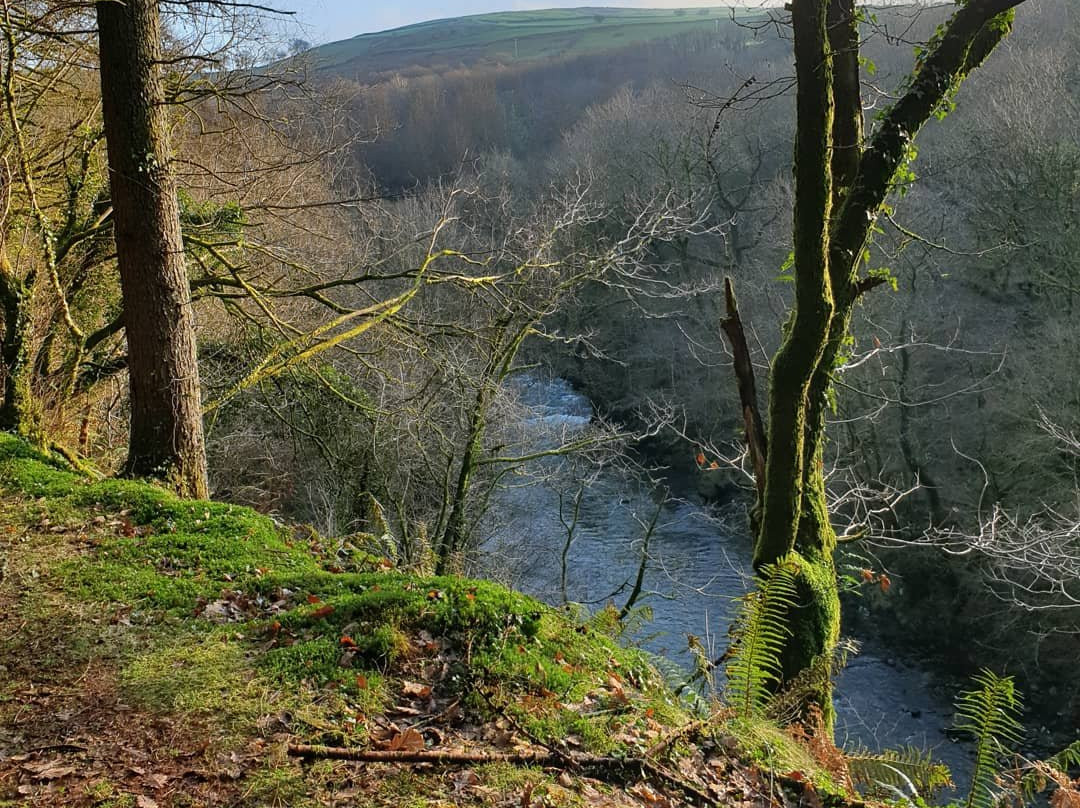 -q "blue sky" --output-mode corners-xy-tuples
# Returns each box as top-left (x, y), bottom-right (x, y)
(292, 1), (744, 43)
